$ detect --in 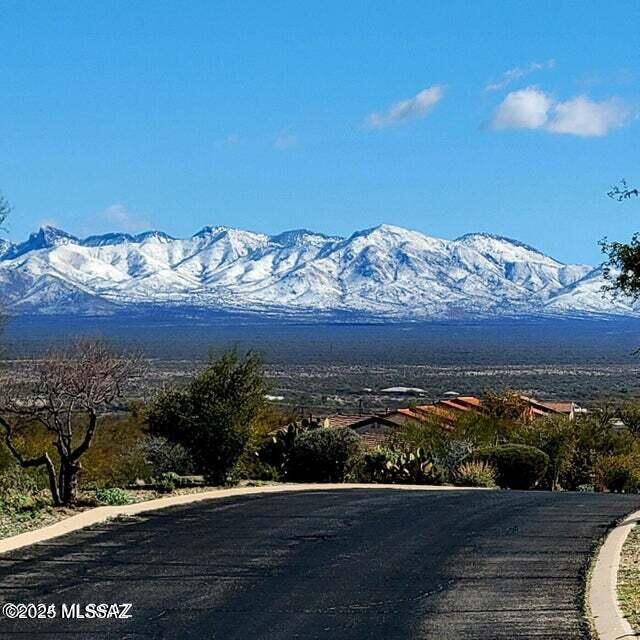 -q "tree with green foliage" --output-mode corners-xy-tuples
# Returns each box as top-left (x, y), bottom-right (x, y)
(514, 415), (576, 491)
(602, 179), (640, 297)
(617, 401), (640, 437)
(147, 351), (267, 485)
(595, 452), (640, 493)
(560, 415), (632, 491)
(483, 389), (529, 422)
